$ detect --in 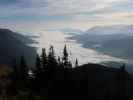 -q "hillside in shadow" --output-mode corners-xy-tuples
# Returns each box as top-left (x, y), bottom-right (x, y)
(0, 45), (131, 100)
(0, 29), (36, 65)
(0, 29), (132, 100)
